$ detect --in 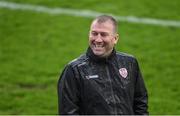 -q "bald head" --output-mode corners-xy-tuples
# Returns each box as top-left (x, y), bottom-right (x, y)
(92, 15), (118, 33)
